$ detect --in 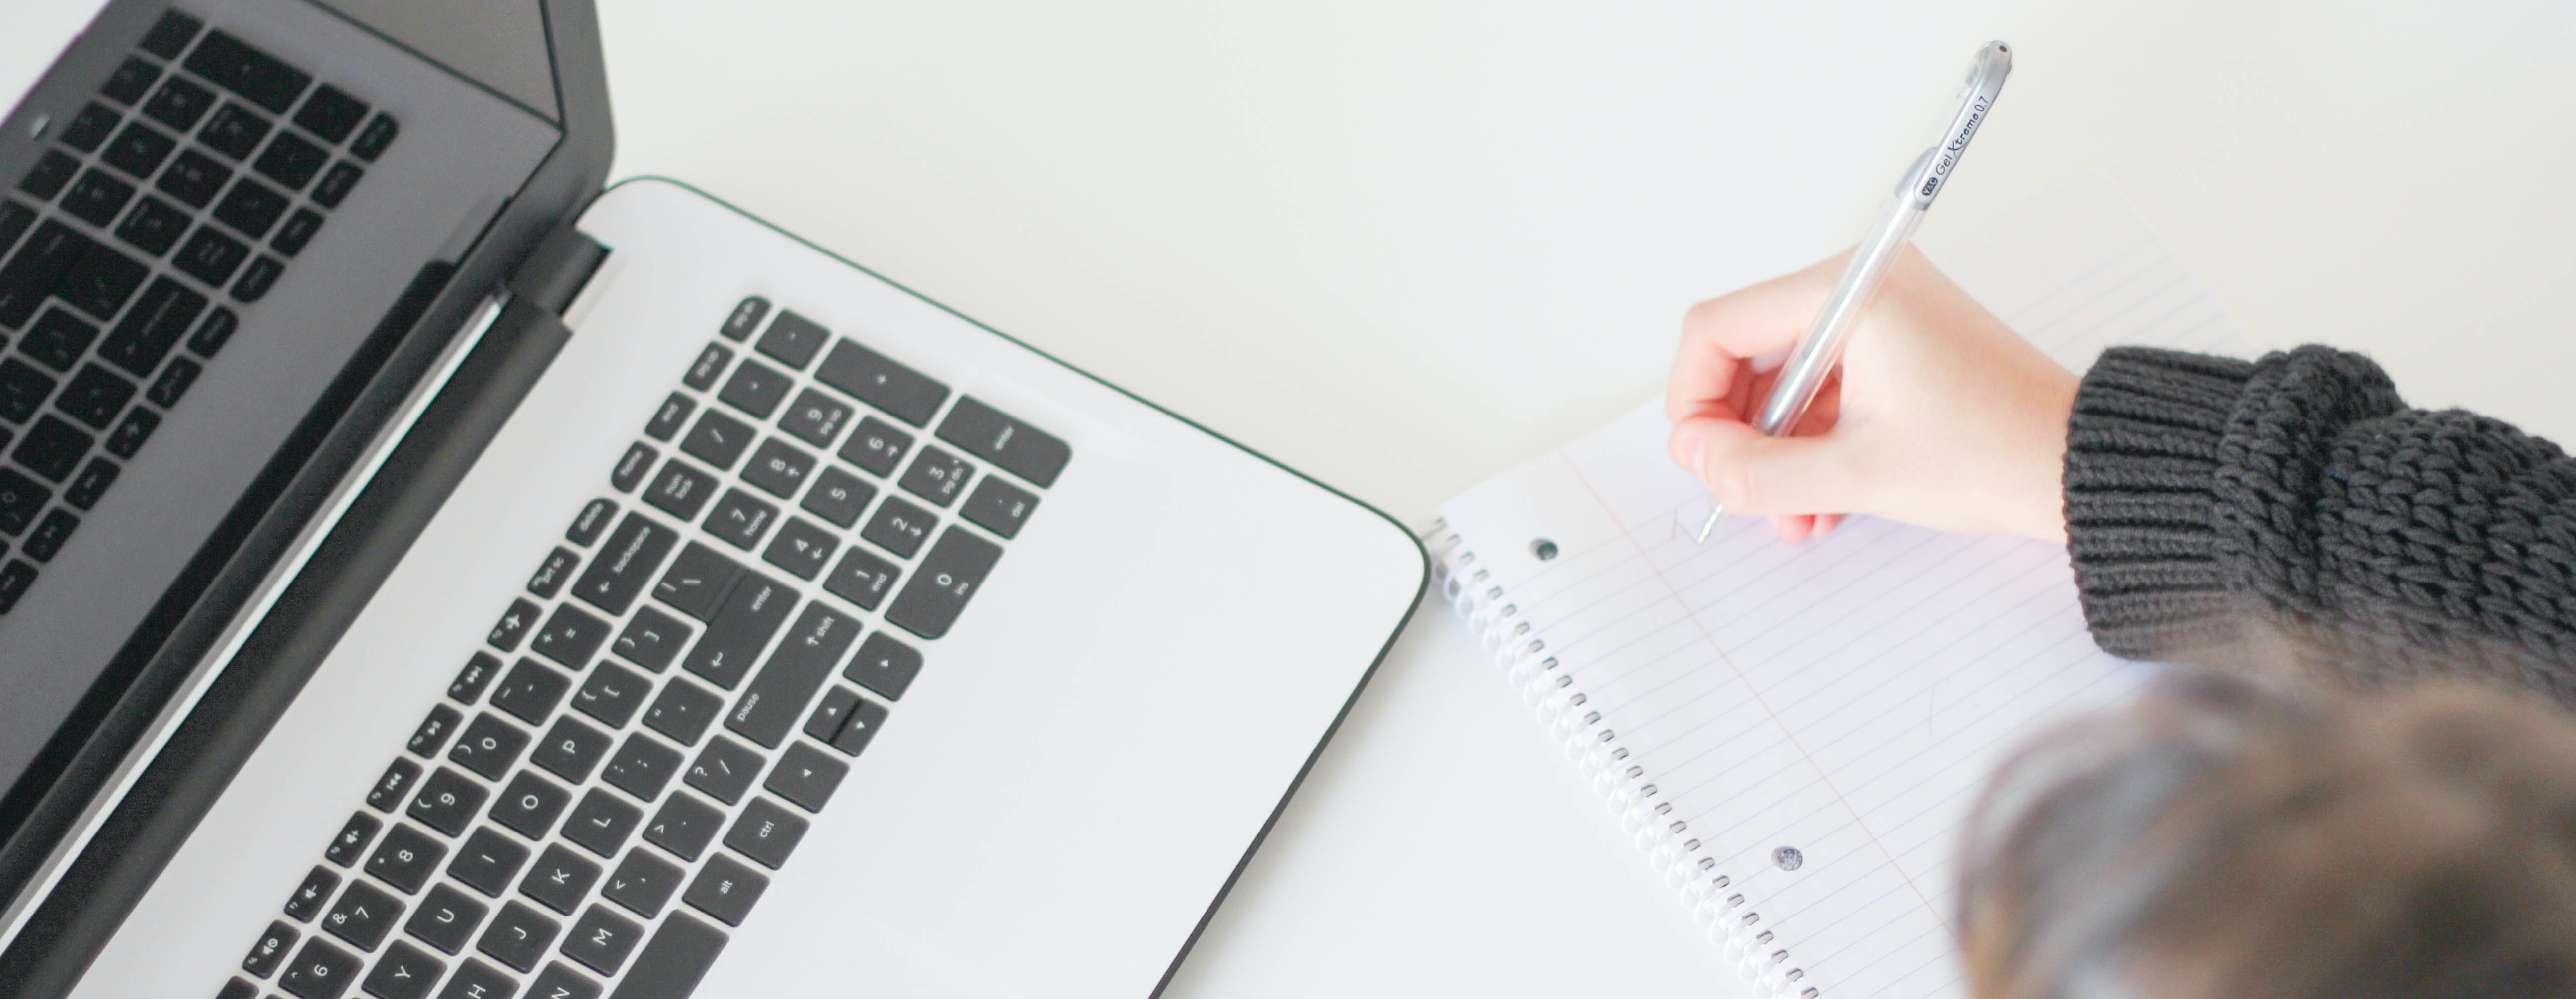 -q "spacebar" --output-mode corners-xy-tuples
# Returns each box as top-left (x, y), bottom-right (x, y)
(606, 911), (728, 999)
